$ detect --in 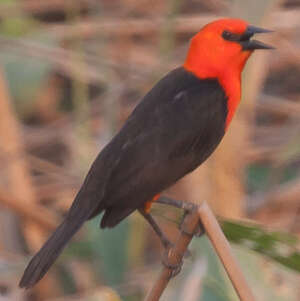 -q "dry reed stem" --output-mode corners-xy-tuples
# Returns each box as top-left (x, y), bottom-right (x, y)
(0, 190), (59, 231)
(145, 201), (255, 301)
(144, 210), (199, 301)
(198, 203), (256, 301)
(0, 69), (59, 297)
